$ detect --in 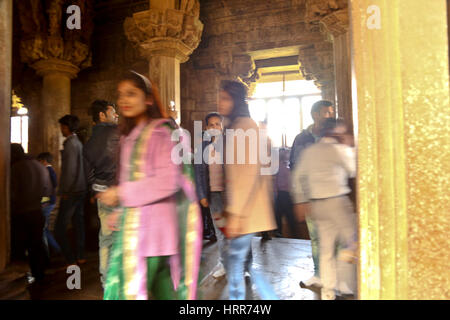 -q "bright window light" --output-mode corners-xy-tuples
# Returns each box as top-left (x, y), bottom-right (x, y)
(11, 115), (29, 153)
(249, 80), (322, 148)
(17, 107), (28, 115)
(252, 80), (321, 98)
